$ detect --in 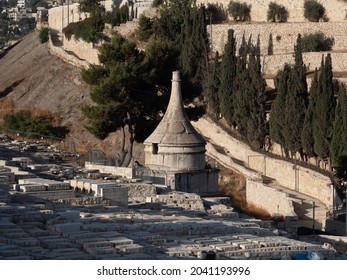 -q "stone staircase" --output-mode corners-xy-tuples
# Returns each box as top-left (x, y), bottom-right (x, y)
(259, 175), (329, 232)
(293, 198), (328, 231)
